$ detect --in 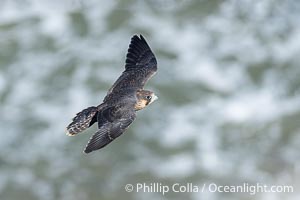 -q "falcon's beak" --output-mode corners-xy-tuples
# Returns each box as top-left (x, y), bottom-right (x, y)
(151, 94), (158, 103)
